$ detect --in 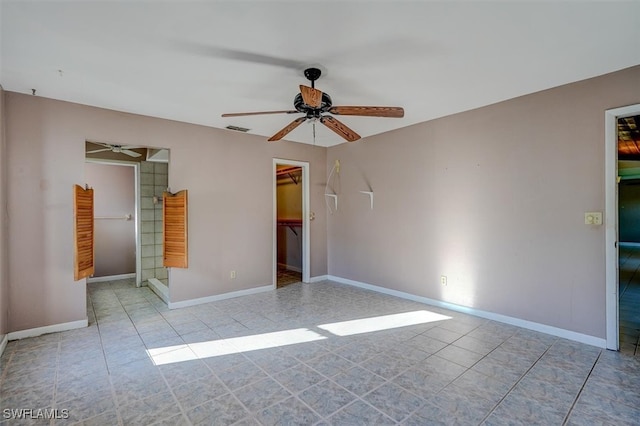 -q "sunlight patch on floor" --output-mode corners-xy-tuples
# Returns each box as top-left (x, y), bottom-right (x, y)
(146, 310), (451, 365)
(147, 328), (326, 365)
(317, 310), (451, 337)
